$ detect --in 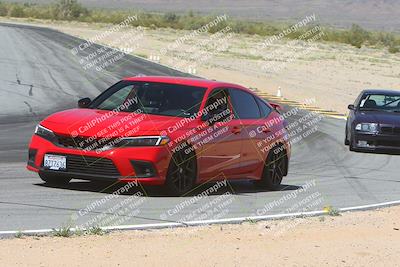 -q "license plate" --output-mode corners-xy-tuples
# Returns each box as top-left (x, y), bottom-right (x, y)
(44, 154), (66, 171)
